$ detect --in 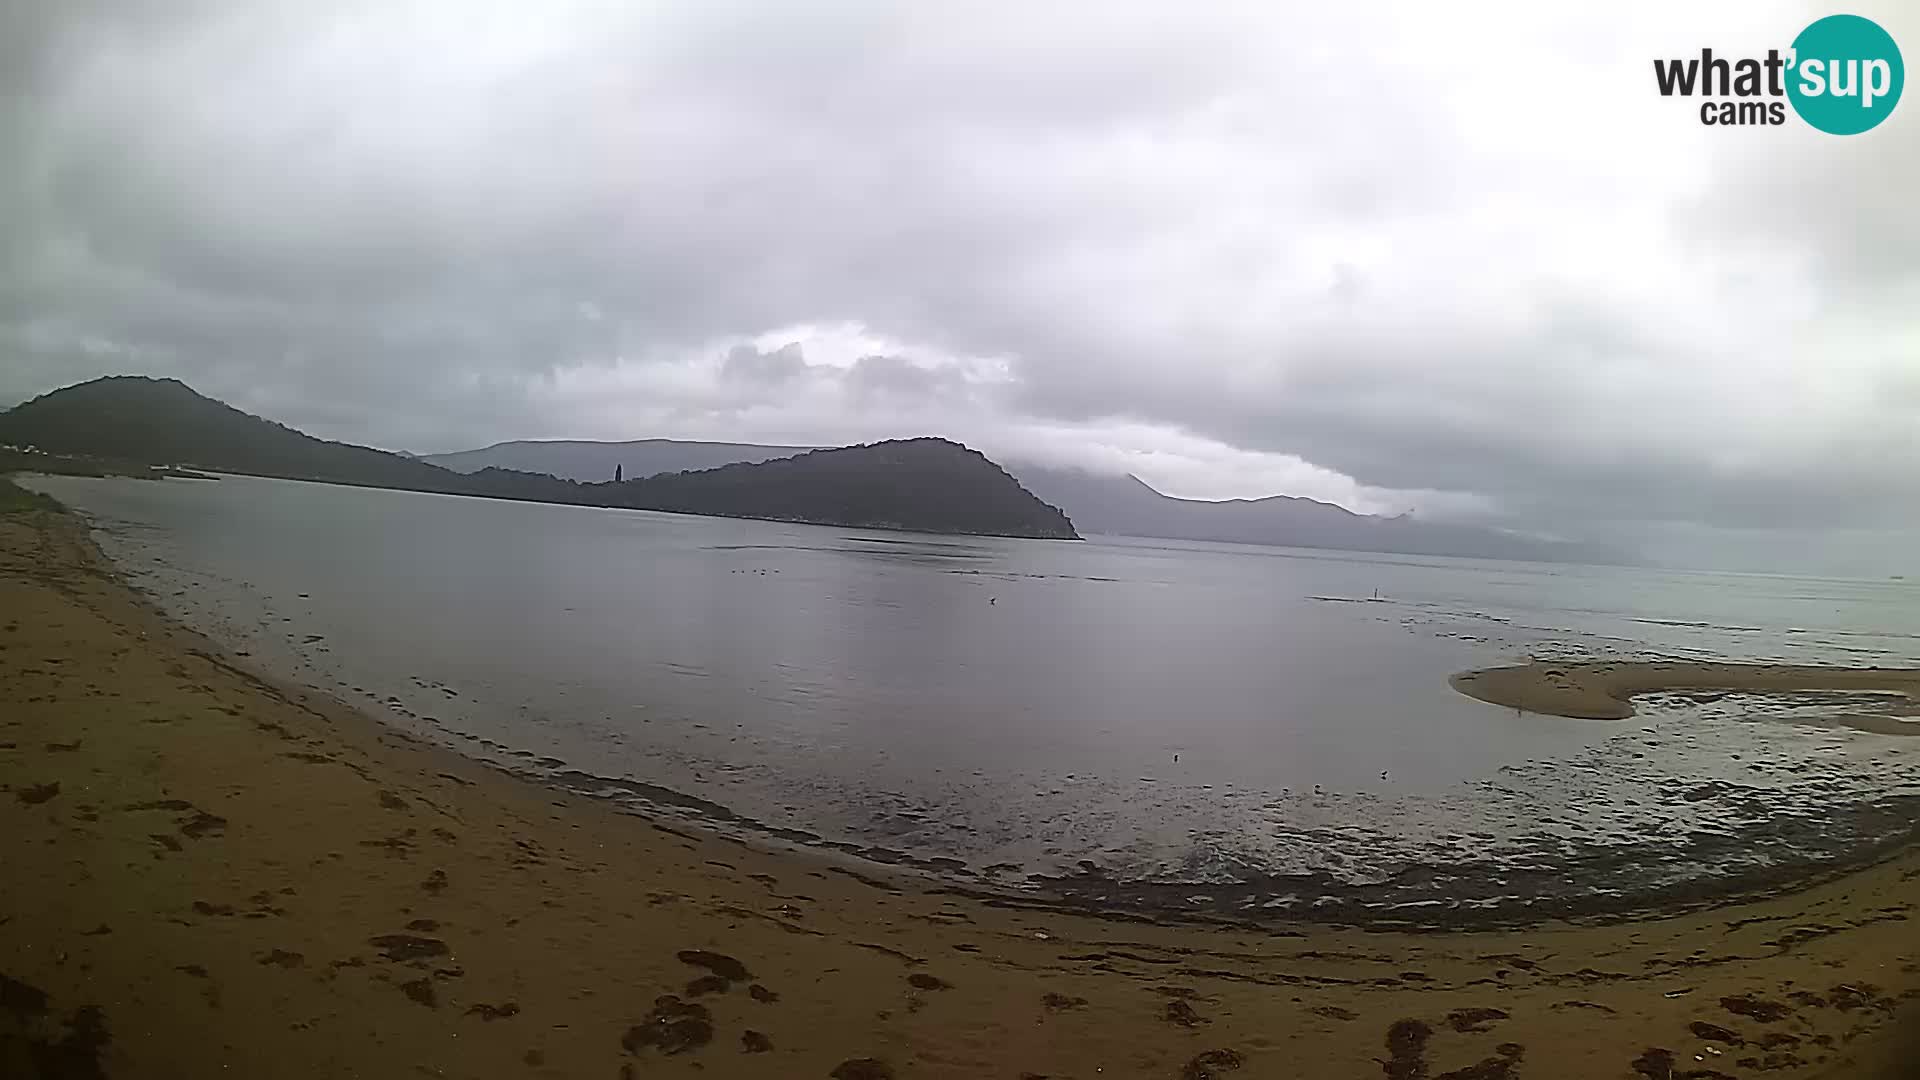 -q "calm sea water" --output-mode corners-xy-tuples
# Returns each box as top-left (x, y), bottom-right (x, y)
(30, 473), (1920, 923)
